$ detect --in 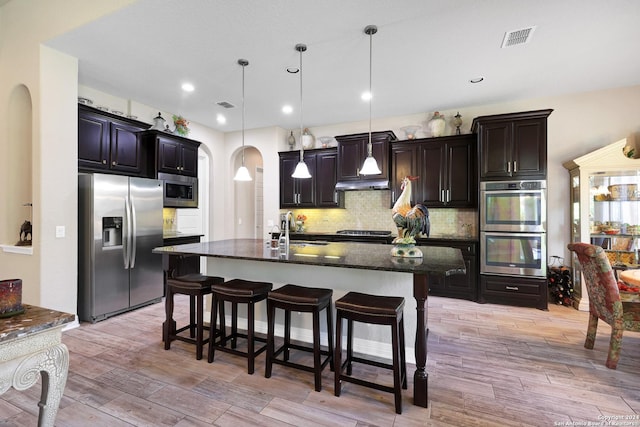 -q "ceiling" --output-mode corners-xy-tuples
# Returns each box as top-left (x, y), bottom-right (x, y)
(46, 0), (640, 133)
